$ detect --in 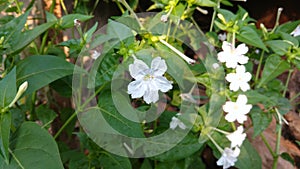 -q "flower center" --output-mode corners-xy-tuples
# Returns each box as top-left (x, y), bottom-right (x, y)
(233, 104), (239, 111)
(143, 74), (154, 81)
